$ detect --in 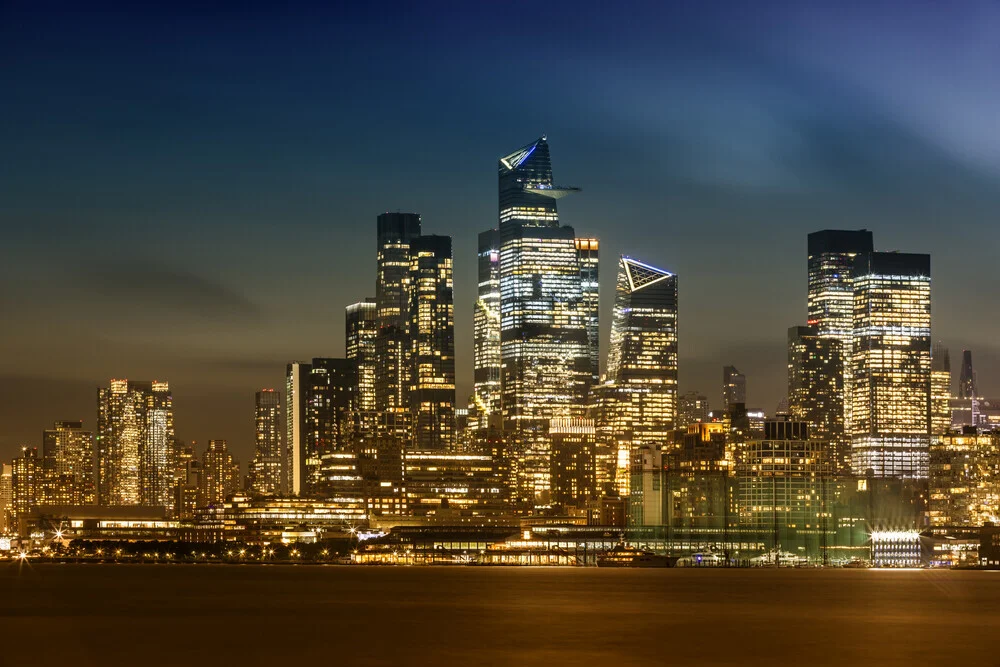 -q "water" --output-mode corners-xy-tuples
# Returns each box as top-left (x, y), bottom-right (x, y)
(3, 564), (999, 666)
